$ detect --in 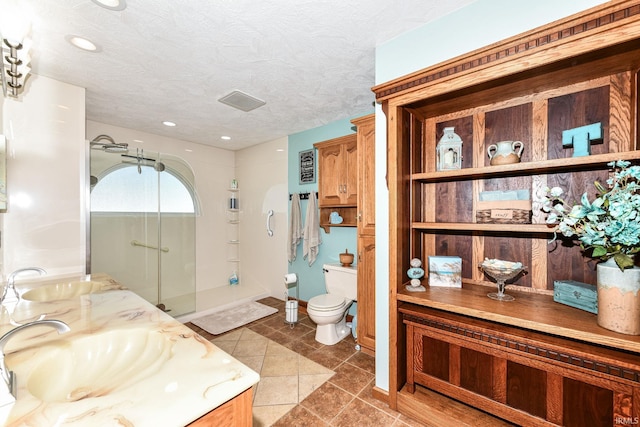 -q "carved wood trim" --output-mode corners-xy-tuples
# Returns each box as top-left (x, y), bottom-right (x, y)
(403, 313), (640, 384)
(373, 1), (640, 102)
